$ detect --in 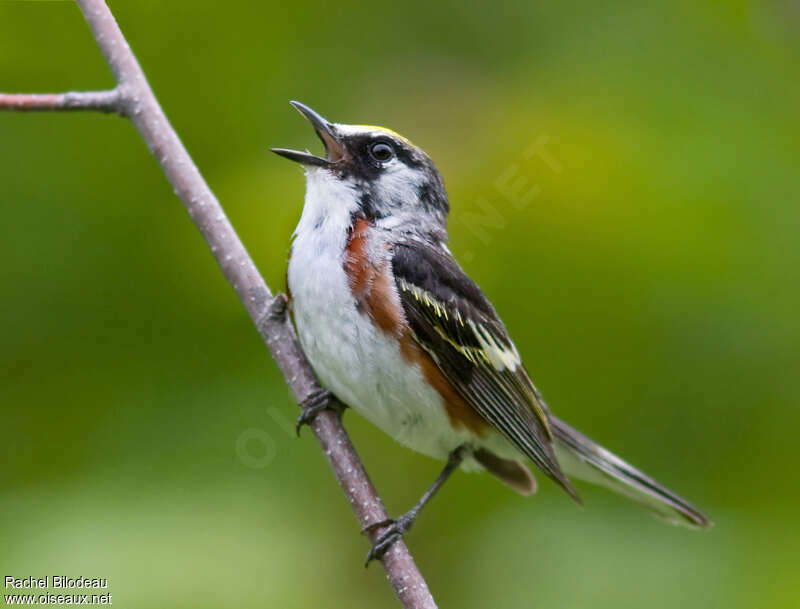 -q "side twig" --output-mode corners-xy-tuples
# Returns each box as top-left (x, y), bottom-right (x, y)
(0, 90), (121, 113)
(0, 1), (437, 608)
